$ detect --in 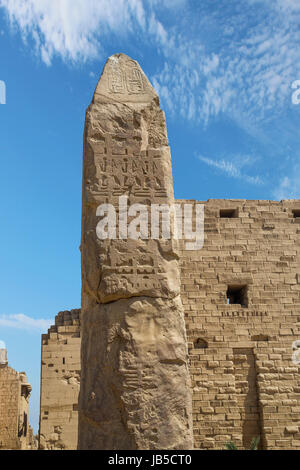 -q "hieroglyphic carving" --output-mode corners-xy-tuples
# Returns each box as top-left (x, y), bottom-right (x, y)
(126, 65), (144, 94)
(220, 311), (268, 318)
(87, 135), (168, 199)
(101, 250), (169, 293)
(108, 60), (145, 94)
(108, 66), (126, 93)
